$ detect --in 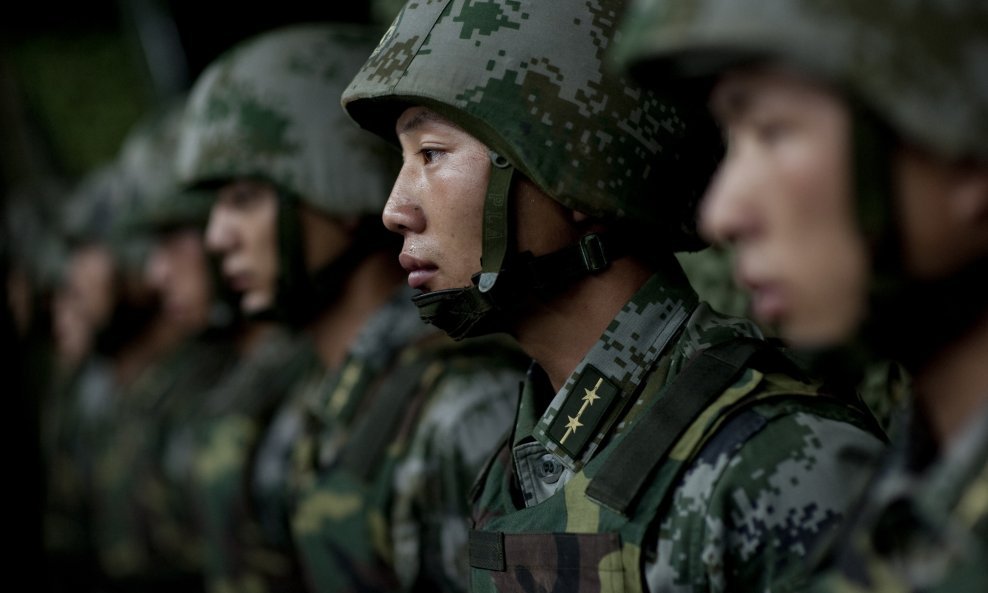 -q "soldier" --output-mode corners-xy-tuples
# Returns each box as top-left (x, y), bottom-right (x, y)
(341, 1), (888, 591)
(44, 159), (171, 593)
(614, 0), (988, 590)
(176, 23), (527, 593)
(109, 98), (245, 592)
(71, 99), (242, 593)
